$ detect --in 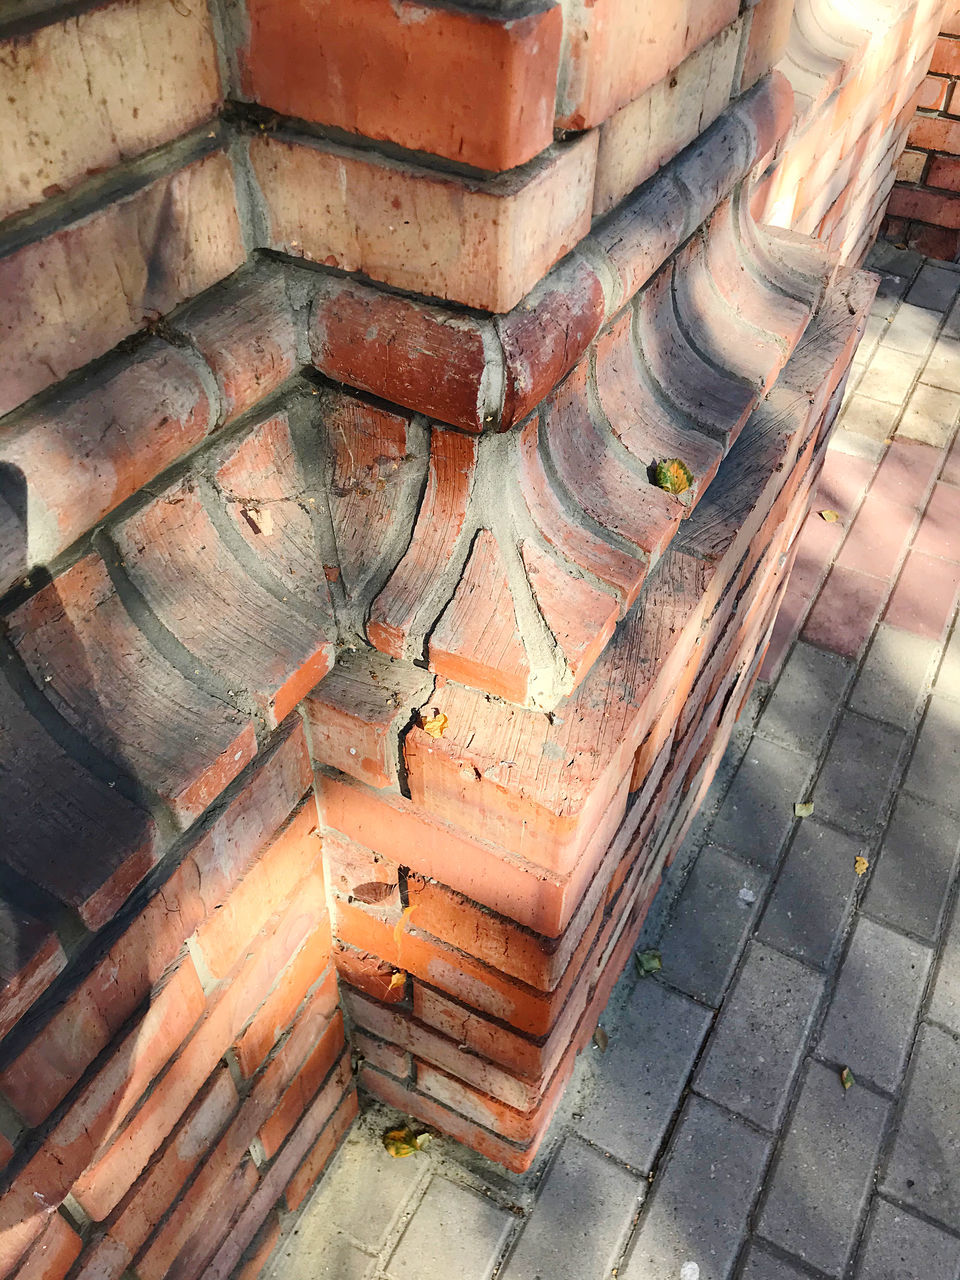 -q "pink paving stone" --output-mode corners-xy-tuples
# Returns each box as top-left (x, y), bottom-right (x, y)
(884, 550), (960, 640)
(802, 565), (892, 659)
(815, 450), (878, 520)
(943, 435), (960, 487)
(835, 494), (918, 580)
(788, 514), (846, 600)
(913, 482), (960, 562)
(759, 588), (809, 682)
(869, 440), (945, 510)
